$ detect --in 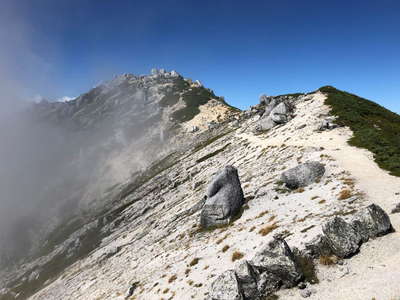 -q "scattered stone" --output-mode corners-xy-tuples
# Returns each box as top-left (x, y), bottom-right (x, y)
(281, 162), (325, 189)
(300, 288), (312, 298)
(391, 203), (400, 214)
(125, 281), (139, 299)
(322, 217), (362, 258)
(200, 166), (244, 228)
(318, 119), (338, 131)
